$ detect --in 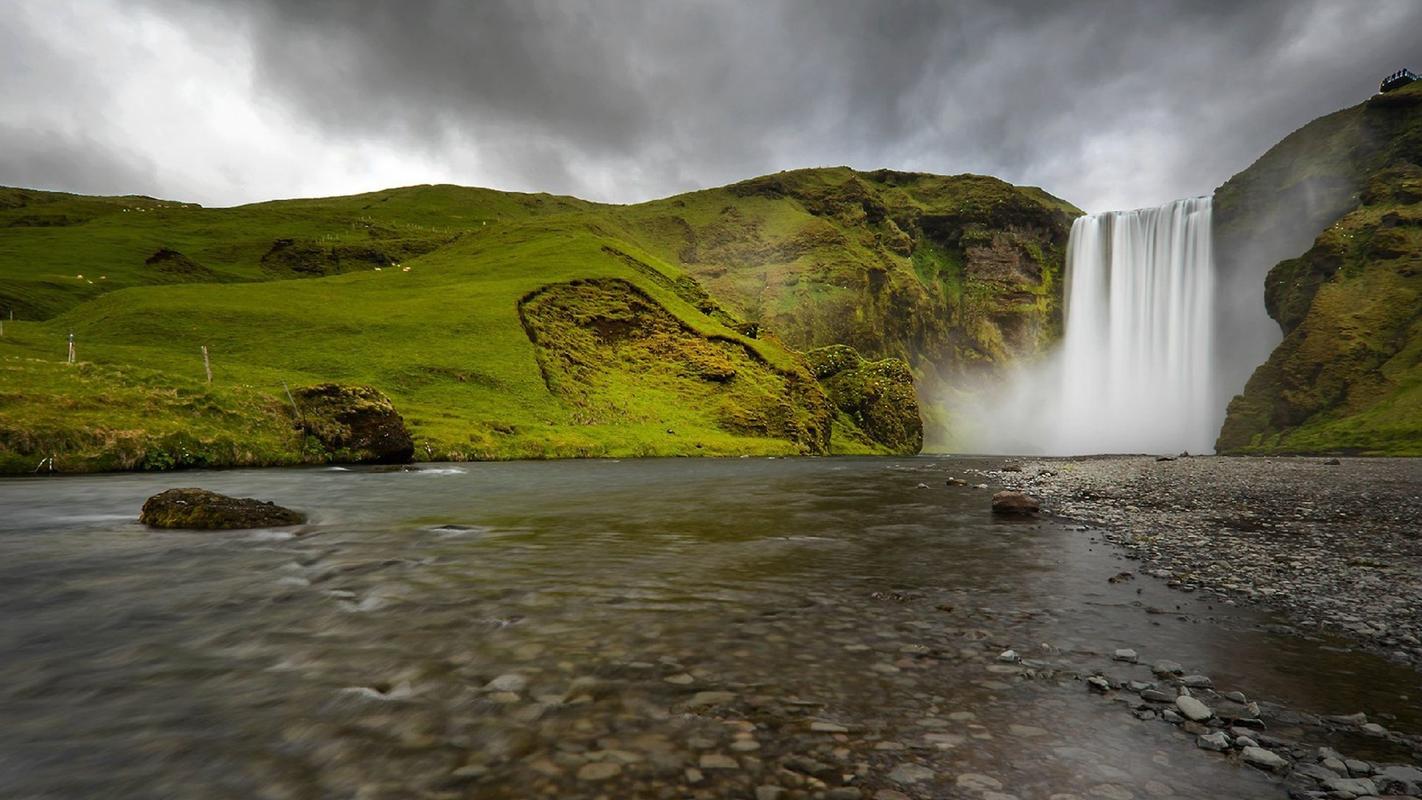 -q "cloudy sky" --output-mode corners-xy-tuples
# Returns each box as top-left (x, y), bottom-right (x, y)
(4, 0), (1420, 213)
